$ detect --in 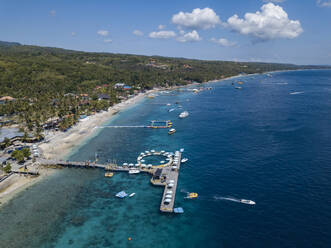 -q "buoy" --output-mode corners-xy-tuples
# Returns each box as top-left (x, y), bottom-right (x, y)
(128, 237), (131, 241)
